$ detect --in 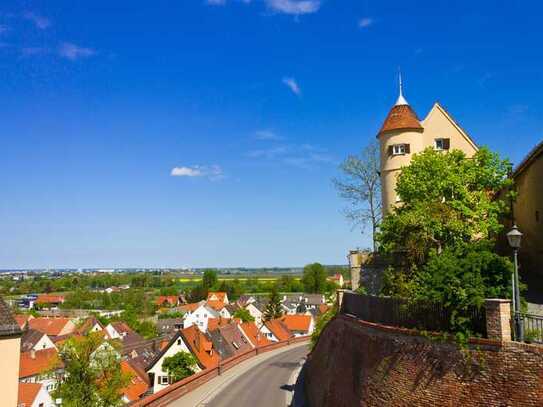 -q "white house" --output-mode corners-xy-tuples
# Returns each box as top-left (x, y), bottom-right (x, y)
(182, 303), (219, 332)
(21, 330), (57, 353)
(245, 303), (263, 327)
(19, 349), (63, 393)
(145, 331), (200, 393)
(18, 382), (55, 407)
